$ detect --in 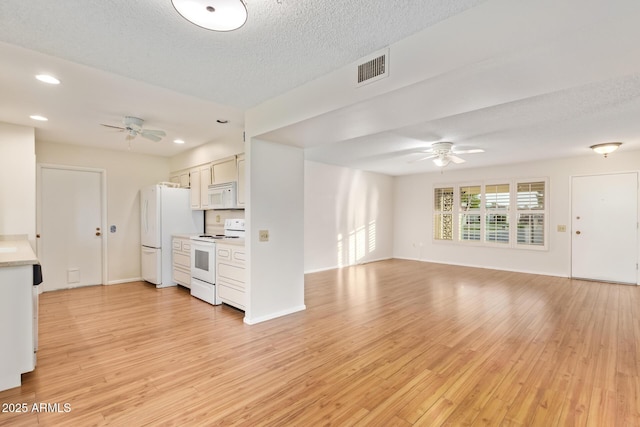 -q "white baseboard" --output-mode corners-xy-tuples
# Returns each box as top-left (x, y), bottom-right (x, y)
(106, 277), (142, 285)
(393, 256), (567, 278)
(304, 256), (393, 274)
(244, 304), (306, 325)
